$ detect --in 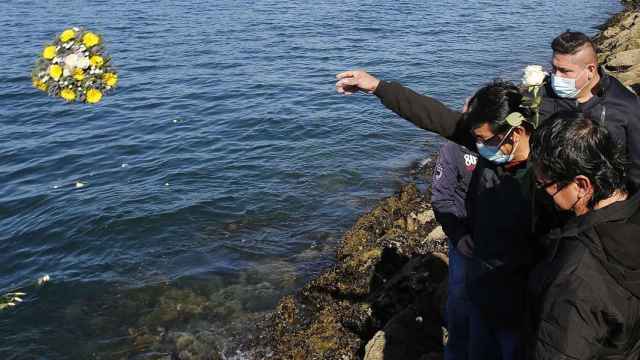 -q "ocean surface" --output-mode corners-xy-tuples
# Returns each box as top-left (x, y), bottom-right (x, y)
(0, 1), (621, 358)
